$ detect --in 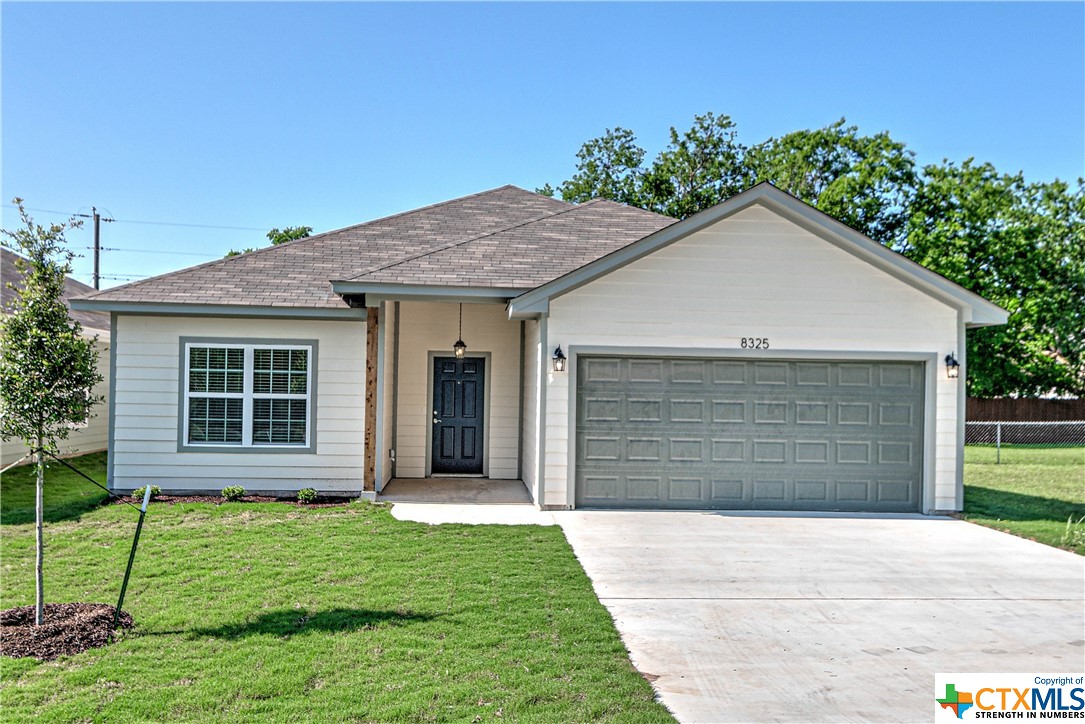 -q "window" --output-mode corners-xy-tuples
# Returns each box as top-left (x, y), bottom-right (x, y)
(183, 341), (314, 449)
